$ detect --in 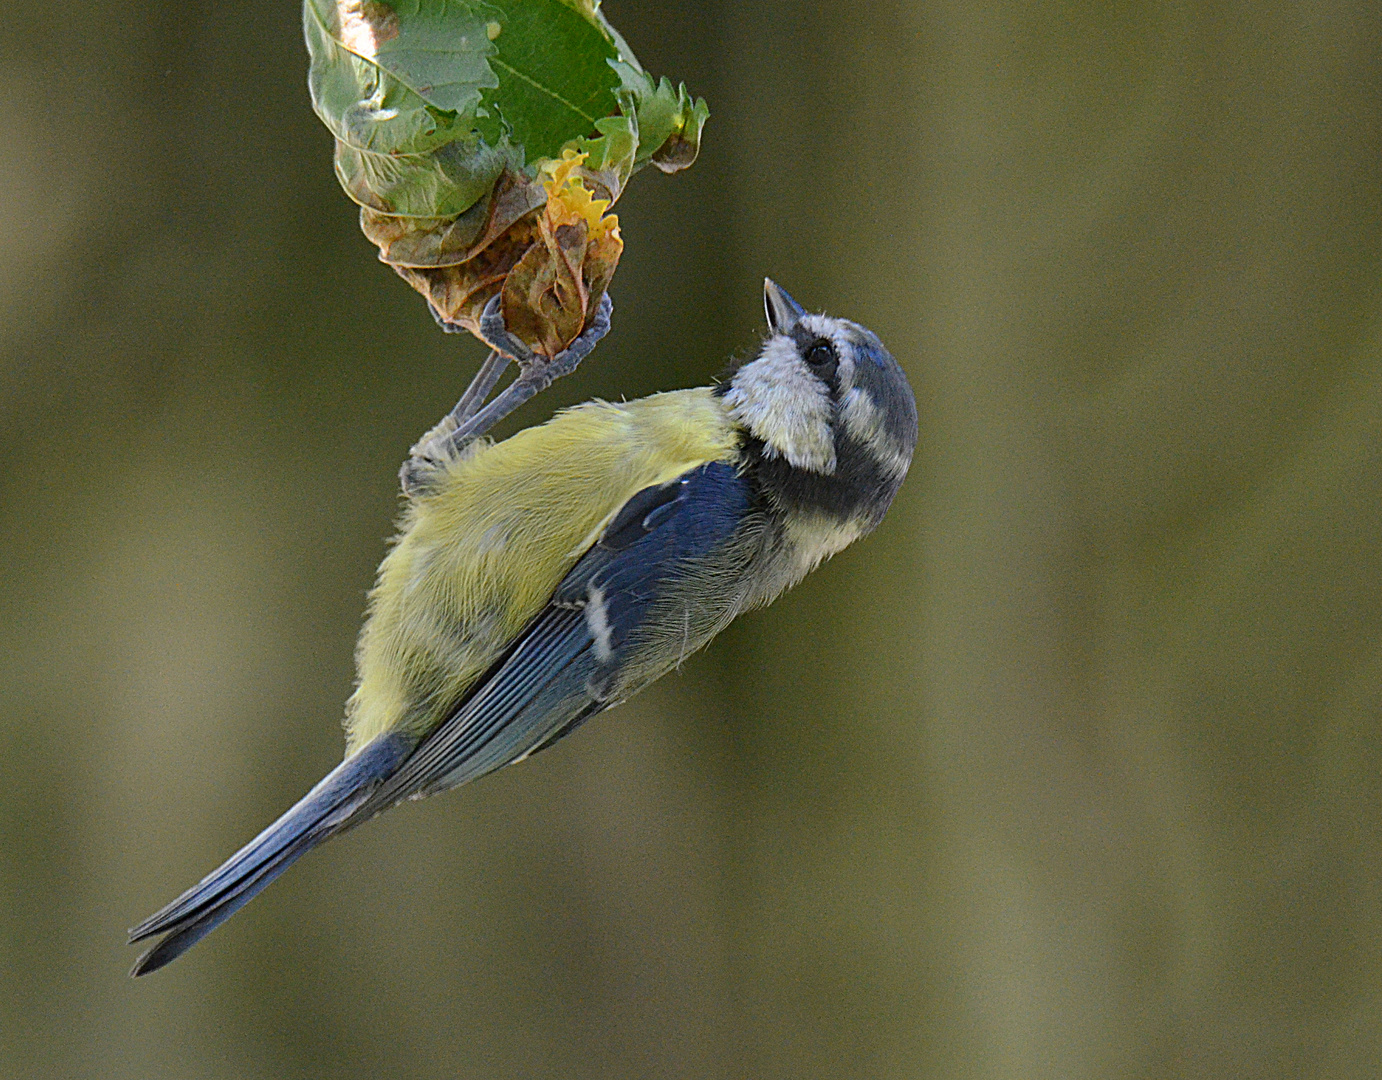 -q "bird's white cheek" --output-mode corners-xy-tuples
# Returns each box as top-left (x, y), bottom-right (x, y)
(724, 340), (836, 473)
